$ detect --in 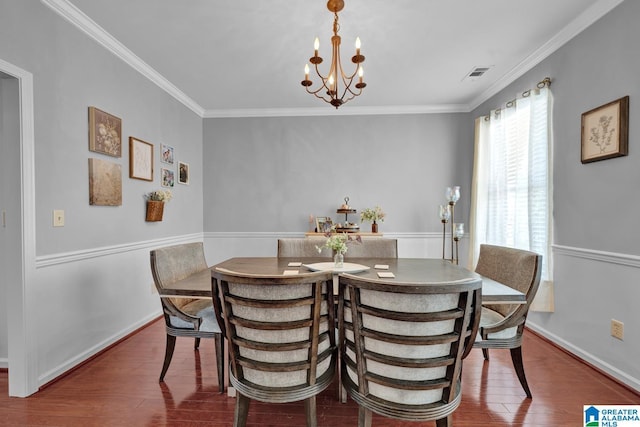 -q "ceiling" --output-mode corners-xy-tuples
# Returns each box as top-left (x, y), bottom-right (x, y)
(48, 0), (622, 117)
